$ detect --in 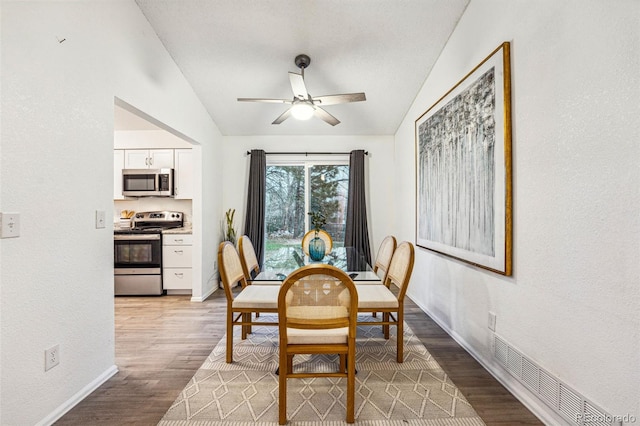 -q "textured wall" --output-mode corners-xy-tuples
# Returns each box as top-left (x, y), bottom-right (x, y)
(0, 1), (221, 424)
(394, 0), (639, 422)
